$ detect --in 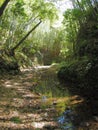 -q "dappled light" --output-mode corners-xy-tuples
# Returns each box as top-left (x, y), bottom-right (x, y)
(0, 66), (97, 129)
(0, 0), (98, 129)
(0, 66), (65, 129)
